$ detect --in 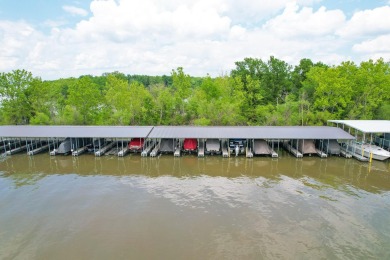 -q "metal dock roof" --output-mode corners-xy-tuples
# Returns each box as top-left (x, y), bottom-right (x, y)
(328, 120), (390, 133)
(0, 125), (153, 138)
(0, 125), (355, 139)
(148, 126), (355, 139)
